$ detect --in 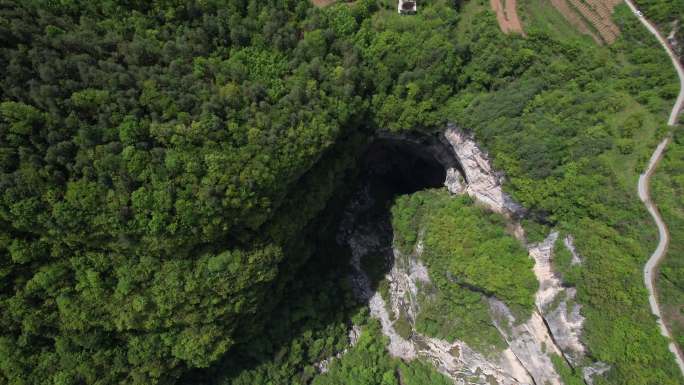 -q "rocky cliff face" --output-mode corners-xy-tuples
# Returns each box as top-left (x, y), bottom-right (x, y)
(443, 125), (524, 218)
(531, 232), (586, 366)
